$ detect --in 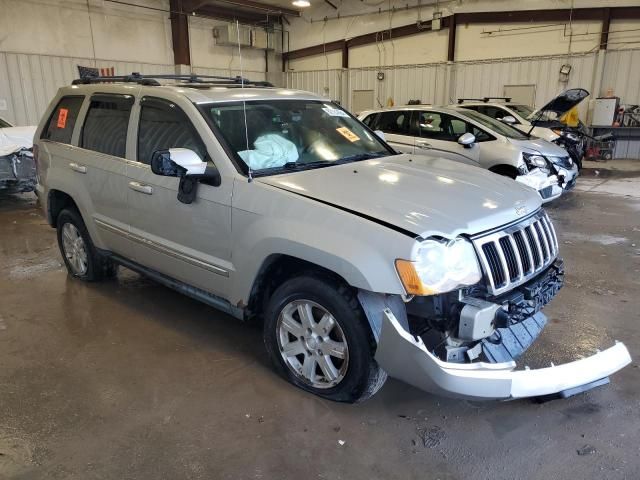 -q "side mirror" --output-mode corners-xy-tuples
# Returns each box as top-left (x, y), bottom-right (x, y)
(150, 148), (221, 204)
(458, 132), (476, 148)
(374, 130), (386, 141)
(501, 115), (517, 124)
